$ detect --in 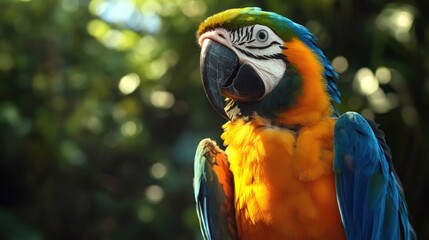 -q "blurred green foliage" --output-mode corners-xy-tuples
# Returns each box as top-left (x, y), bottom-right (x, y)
(1, 0), (428, 239)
